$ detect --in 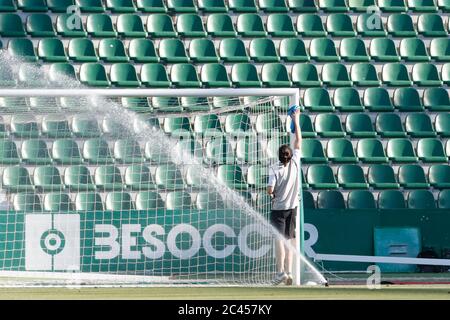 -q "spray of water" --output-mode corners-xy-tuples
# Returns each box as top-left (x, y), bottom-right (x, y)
(0, 51), (327, 285)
